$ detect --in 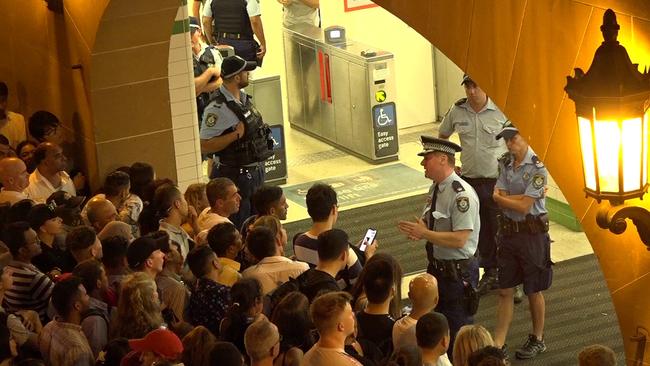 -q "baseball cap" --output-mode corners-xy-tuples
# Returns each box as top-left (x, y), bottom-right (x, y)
(28, 204), (58, 231)
(189, 16), (201, 30)
(126, 236), (161, 270)
(128, 328), (183, 360)
(221, 55), (257, 79)
(47, 191), (85, 209)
